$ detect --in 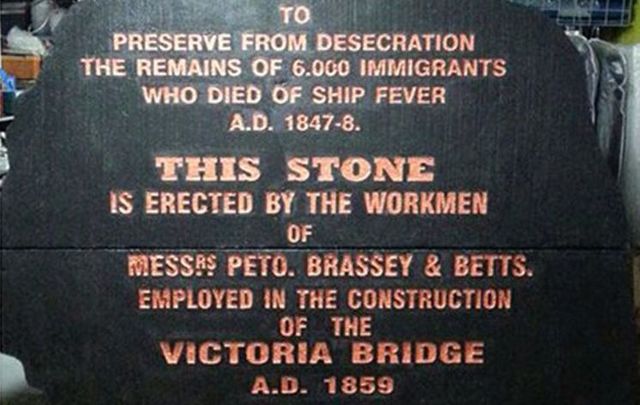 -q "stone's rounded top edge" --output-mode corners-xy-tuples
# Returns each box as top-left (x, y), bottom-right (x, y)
(0, 0), (630, 250)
